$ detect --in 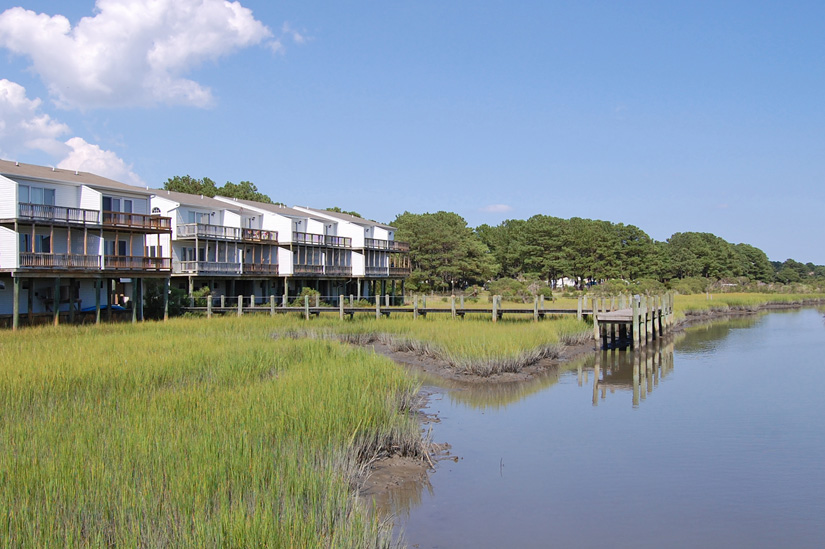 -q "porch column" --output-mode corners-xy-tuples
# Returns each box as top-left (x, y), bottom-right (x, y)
(107, 278), (113, 322)
(163, 277), (170, 321)
(53, 277), (60, 326)
(131, 279), (138, 323)
(68, 278), (75, 324)
(95, 278), (101, 324)
(12, 276), (20, 331)
(27, 277), (34, 324)
(139, 278), (145, 322)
